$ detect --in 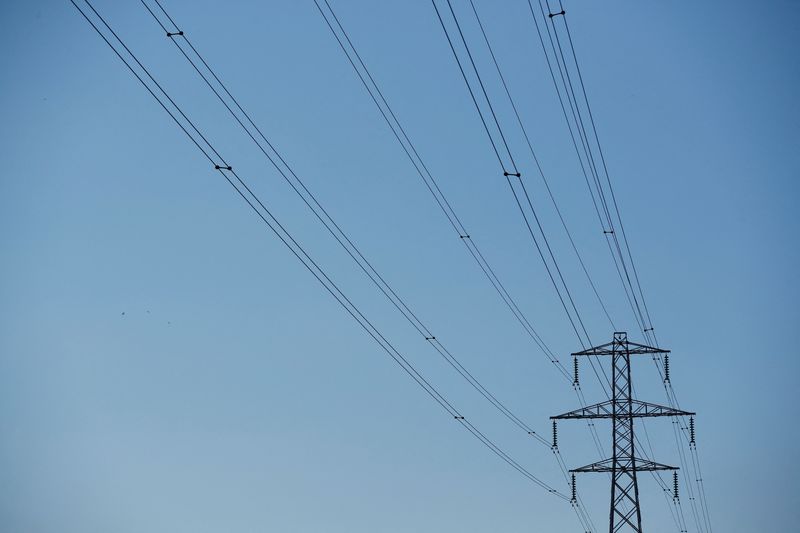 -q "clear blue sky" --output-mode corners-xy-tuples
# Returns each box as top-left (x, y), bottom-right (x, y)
(1, 1), (798, 531)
